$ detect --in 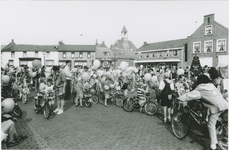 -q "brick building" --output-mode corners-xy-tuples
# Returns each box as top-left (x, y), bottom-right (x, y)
(187, 14), (228, 67)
